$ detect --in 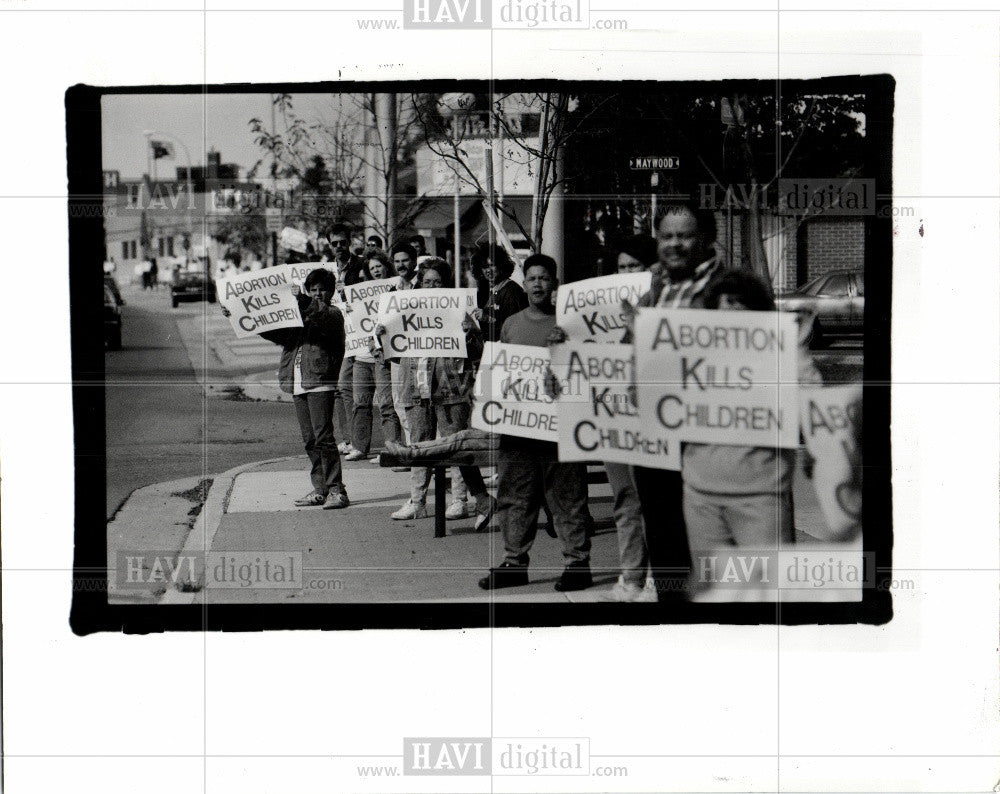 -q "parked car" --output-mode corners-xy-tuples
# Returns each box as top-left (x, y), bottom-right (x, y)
(104, 274), (125, 306)
(775, 270), (864, 348)
(104, 284), (122, 350)
(170, 270), (217, 308)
